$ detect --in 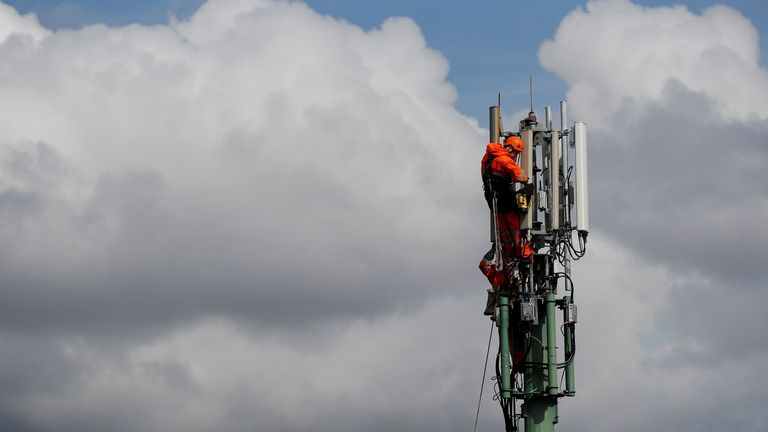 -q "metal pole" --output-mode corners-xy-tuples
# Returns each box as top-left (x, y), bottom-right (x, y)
(499, 295), (512, 399)
(524, 302), (542, 394)
(523, 299), (558, 432)
(560, 100), (572, 286)
(529, 76), (534, 112)
(489, 106), (500, 243)
(524, 398), (558, 432)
